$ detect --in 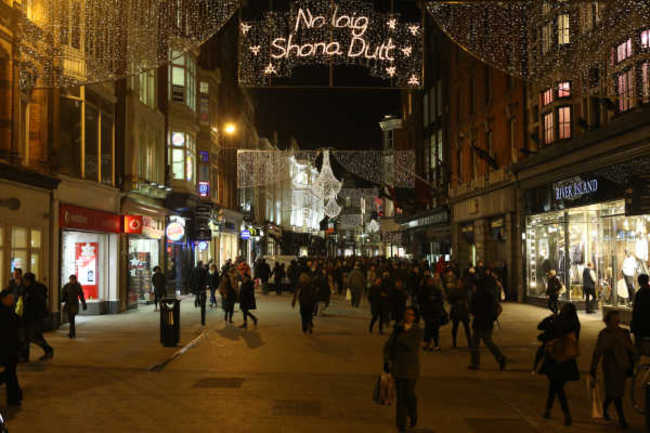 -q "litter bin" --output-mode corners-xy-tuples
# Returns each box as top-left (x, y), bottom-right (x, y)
(160, 298), (181, 347)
